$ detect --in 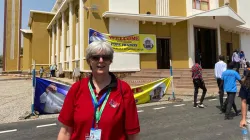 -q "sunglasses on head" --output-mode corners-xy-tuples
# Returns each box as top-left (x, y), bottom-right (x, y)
(91, 55), (111, 61)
